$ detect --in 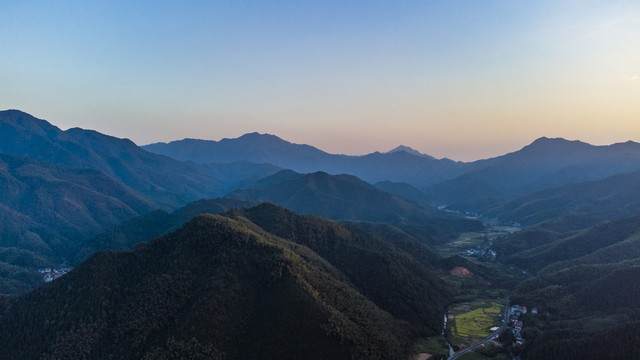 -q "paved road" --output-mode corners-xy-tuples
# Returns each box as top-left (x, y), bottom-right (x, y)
(448, 297), (510, 360)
